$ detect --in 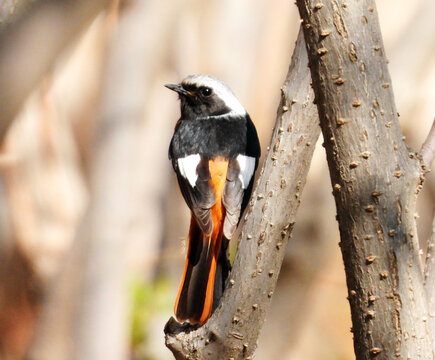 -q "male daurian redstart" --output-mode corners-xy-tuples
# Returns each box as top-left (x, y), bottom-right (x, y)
(166, 75), (260, 325)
